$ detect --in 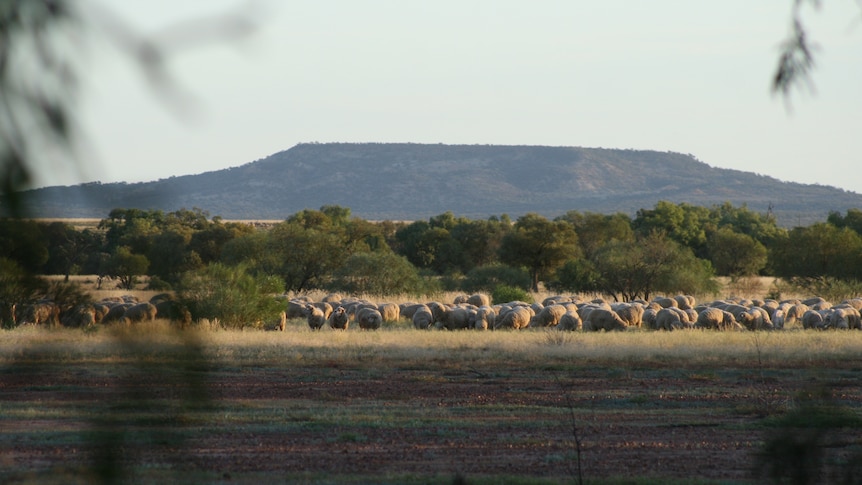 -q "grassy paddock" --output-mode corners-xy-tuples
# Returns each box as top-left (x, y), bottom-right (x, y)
(3, 323), (861, 368)
(3, 323), (862, 484)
